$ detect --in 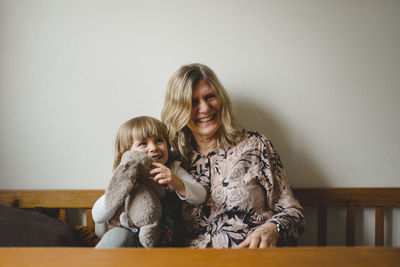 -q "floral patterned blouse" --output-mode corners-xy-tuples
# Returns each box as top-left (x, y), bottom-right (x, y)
(182, 131), (304, 248)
